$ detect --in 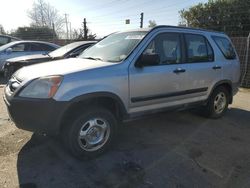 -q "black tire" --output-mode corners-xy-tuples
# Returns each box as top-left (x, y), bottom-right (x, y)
(204, 86), (230, 118)
(62, 106), (117, 159)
